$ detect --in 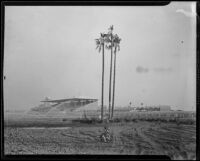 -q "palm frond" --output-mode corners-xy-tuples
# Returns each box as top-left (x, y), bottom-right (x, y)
(116, 43), (120, 50)
(96, 44), (100, 50)
(95, 42), (100, 46)
(95, 38), (100, 43)
(108, 25), (114, 31)
(106, 44), (112, 49)
(98, 46), (102, 53)
(117, 45), (120, 51)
